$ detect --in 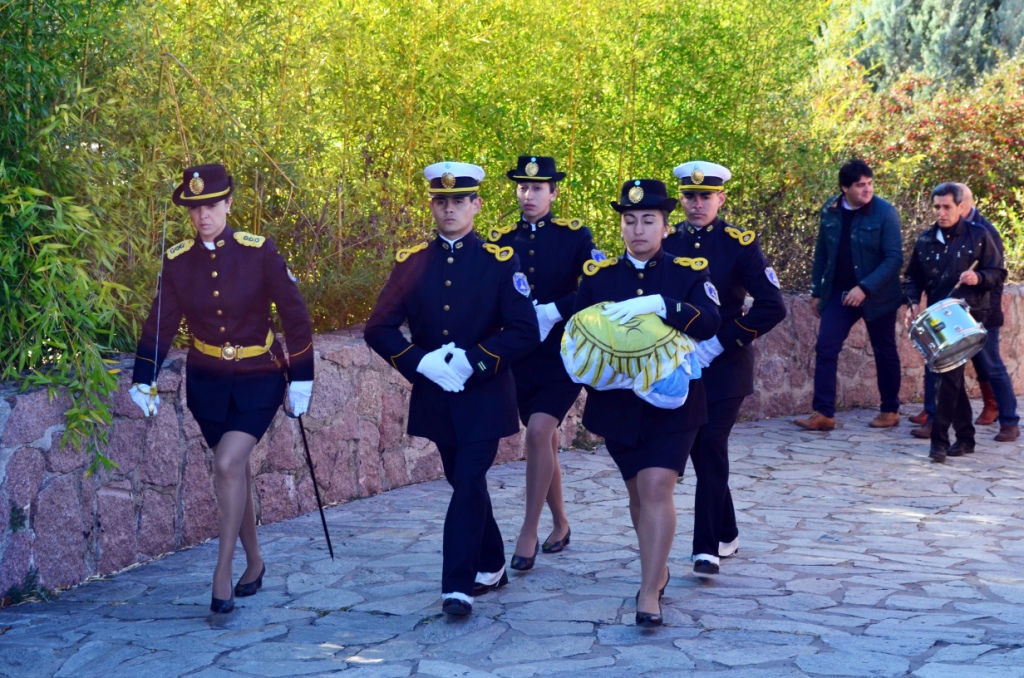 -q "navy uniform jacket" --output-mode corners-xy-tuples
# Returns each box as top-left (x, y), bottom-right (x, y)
(132, 226), (315, 422)
(489, 212), (596, 387)
(665, 218), (787, 403)
(364, 232), (540, 447)
(572, 248), (721, 446)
